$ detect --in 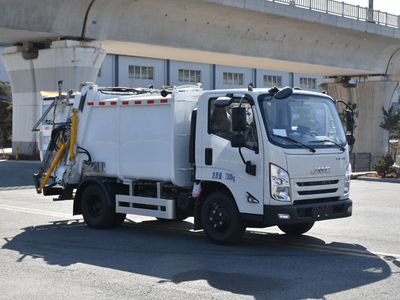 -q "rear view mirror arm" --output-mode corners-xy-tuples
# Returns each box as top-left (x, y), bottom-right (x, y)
(238, 147), (246, 165)
(336, 100), (355, 152)
(239, 147), (256, 176)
